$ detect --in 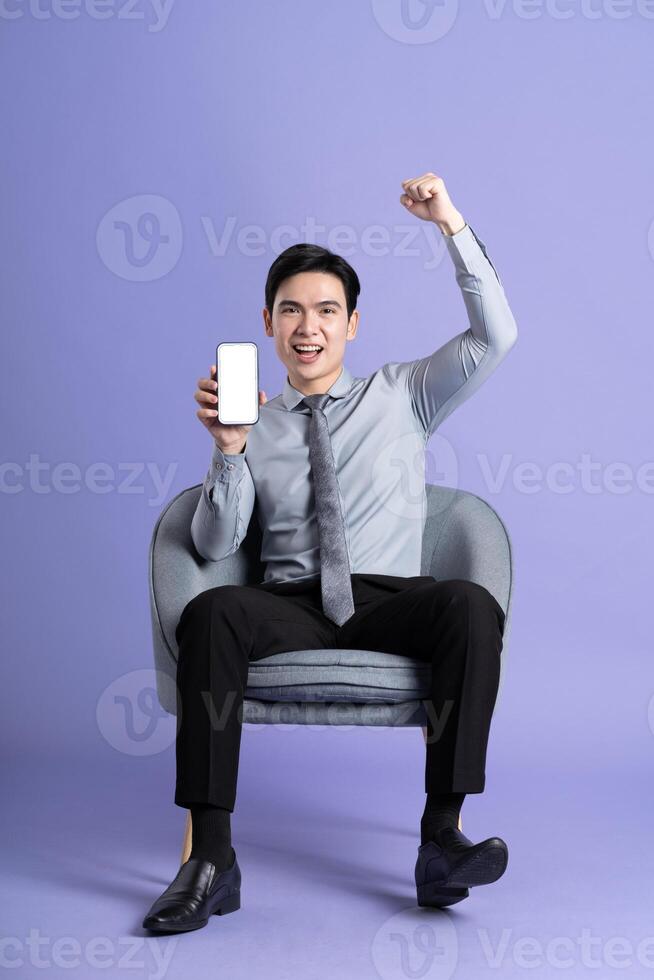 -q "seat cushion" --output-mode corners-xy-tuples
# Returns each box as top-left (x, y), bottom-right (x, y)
(244, 648), (431, 703)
